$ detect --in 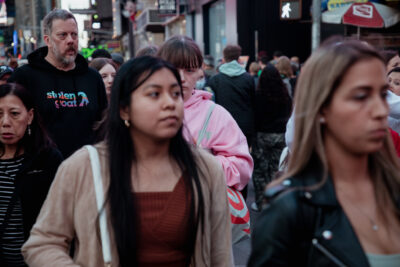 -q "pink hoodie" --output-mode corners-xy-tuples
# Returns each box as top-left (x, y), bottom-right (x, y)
(183, 90), (253, 190)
